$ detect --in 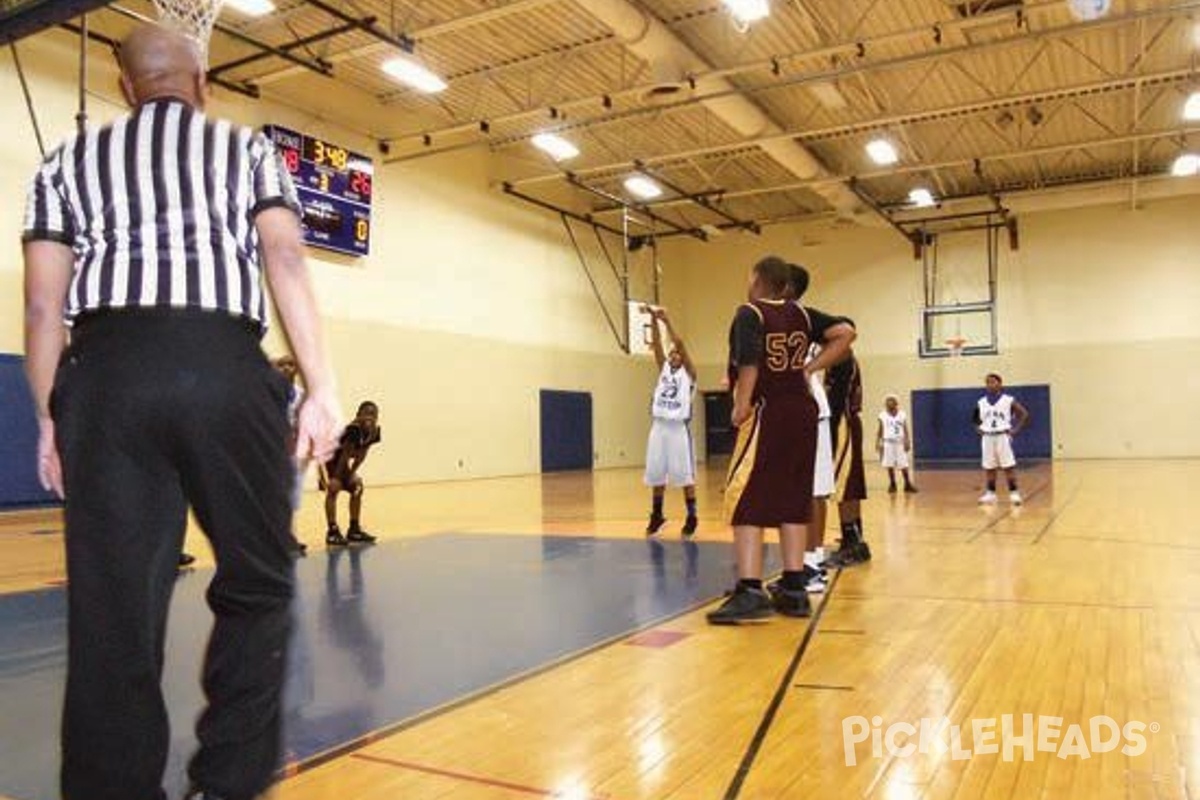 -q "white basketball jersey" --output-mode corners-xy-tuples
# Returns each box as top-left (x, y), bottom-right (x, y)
(978, 394), (1014, 433)
(879, 410), (907, 441)
(806, 345), (830, 420)
(651, 363), (694, 421)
